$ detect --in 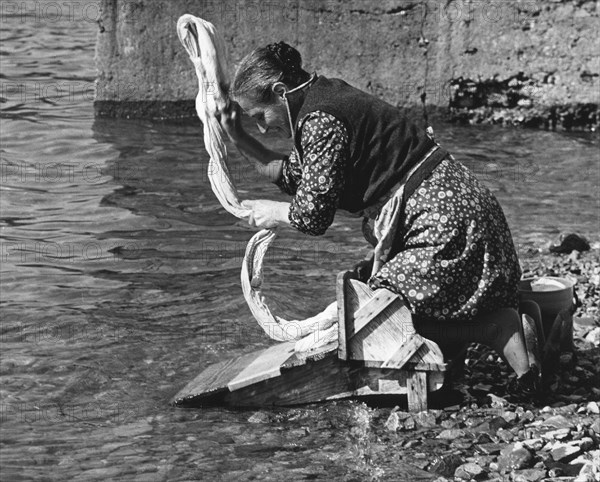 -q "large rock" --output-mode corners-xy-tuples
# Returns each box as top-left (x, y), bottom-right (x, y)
(94, 0), (599, 130)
